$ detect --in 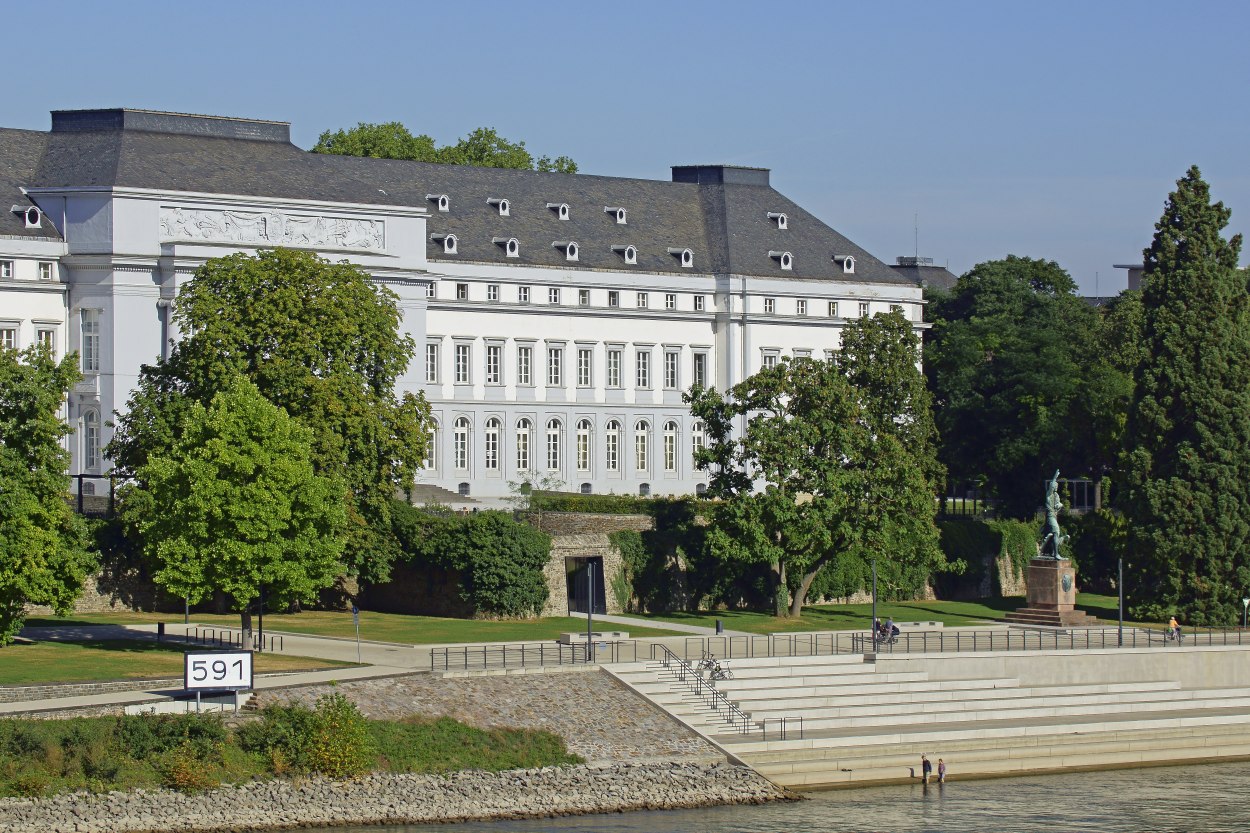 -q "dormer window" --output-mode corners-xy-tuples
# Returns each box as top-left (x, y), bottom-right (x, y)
(769, 250), (793, 270)
(834, 254), (856, 274)
(667, 247), (694, 268)
(431, 233), (458, 254)
(612, 244), (638, 265)
(488, 198), (510, 217)
(493, 237), (520, 257)
(767, 211), (788, 230)
(553, 241), (579, 262)
(427, 194), (450, 212)
(605, 206), (628, 224)
(11, 205), (41, 228)
(547, 202), (570, 220)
